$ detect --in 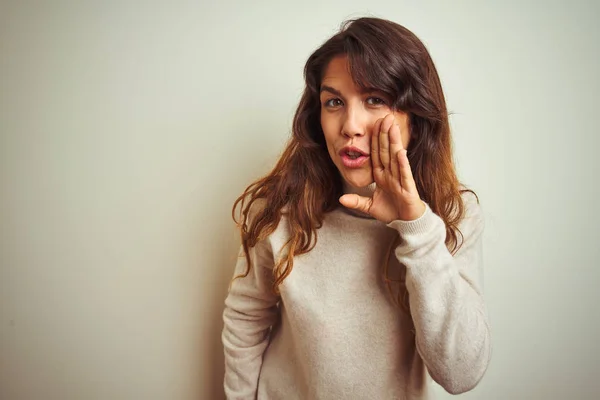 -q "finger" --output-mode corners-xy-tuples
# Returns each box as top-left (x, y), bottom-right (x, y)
(371, 118), (384, 171)
(397, 149), (416, 191)
(379, 114), (395, 170)
(388, 121), (405, 150)
(339, 194), (373, 214)
(389, 123), (403, 182)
